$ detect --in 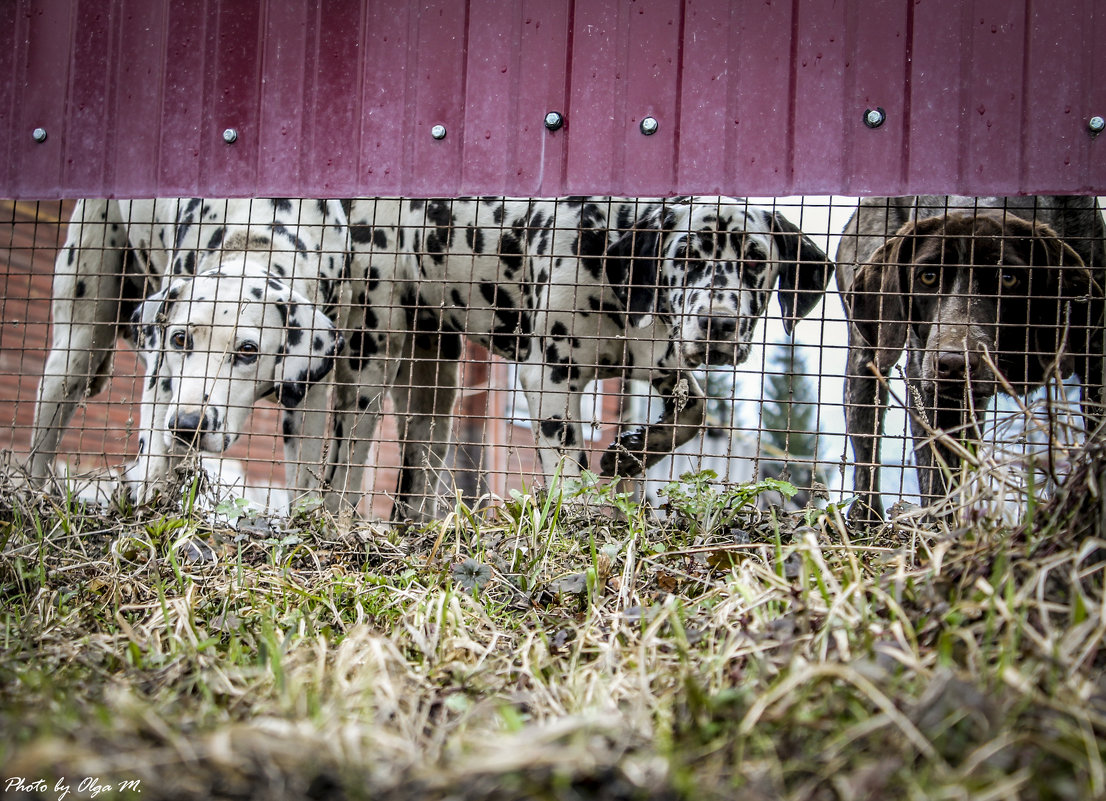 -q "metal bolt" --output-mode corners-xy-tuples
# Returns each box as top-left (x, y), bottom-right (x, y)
(1089, 116), (1105, 135)
(639, 116), (659, 136)
(544, 111), (564, 131)
(222, 128), (238, 144)
(864, 107), (886, 129)
(431, 124), (447, 140)
(31, 127), (47, 143)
